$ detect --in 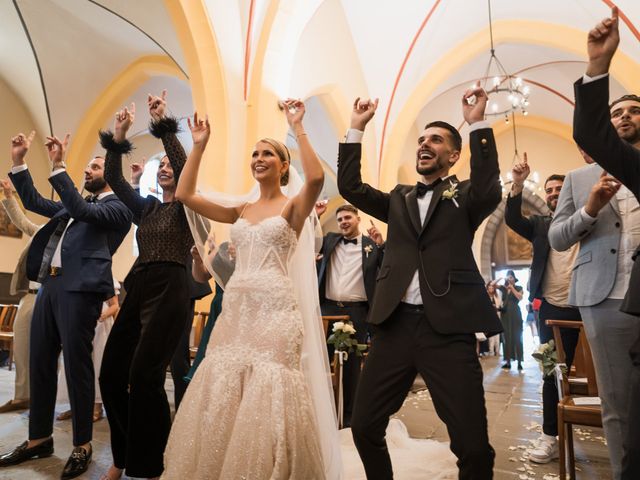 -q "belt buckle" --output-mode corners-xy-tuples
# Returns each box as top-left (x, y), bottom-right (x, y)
(49, 266), (61, 277)
(336, 301), (345, 308)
